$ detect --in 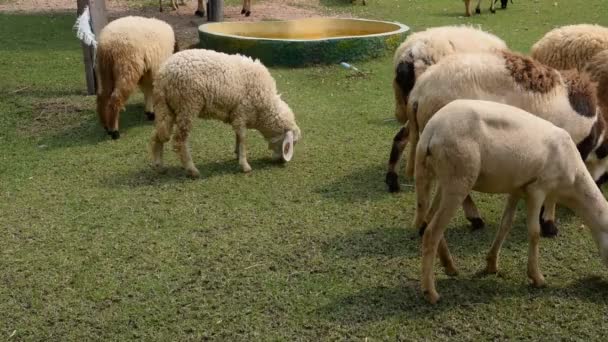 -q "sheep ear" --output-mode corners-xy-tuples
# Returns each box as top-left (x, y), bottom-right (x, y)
(282, 131), (294, 162)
